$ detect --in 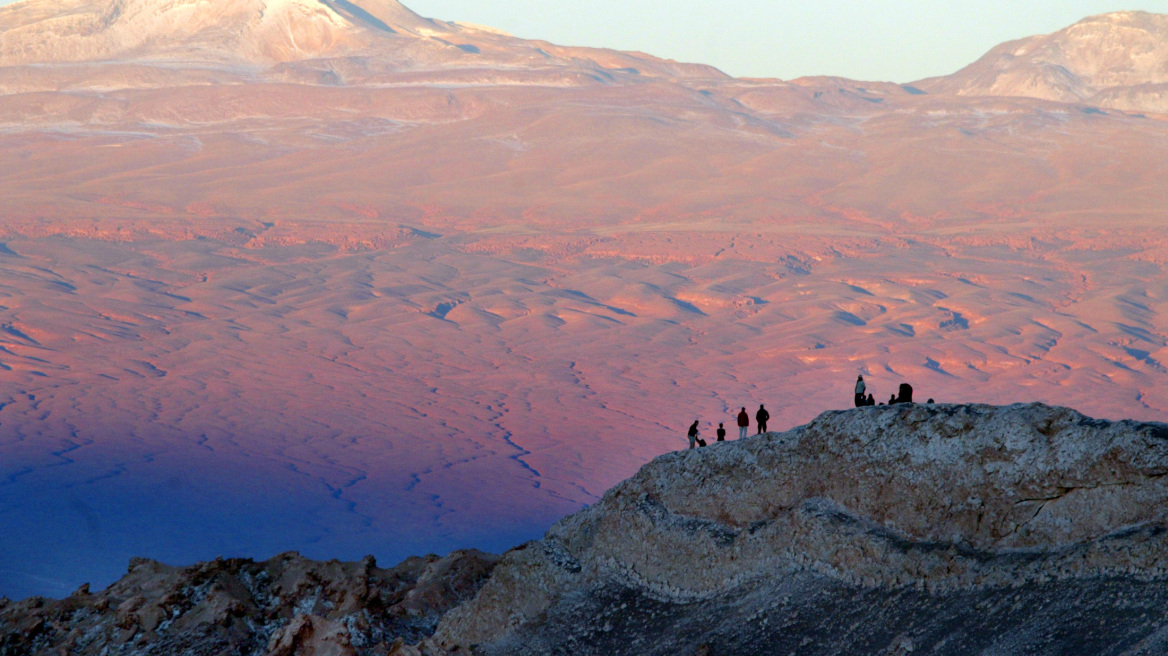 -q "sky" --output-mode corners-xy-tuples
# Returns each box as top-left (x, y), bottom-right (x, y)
(400, 1), (1168, 82)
